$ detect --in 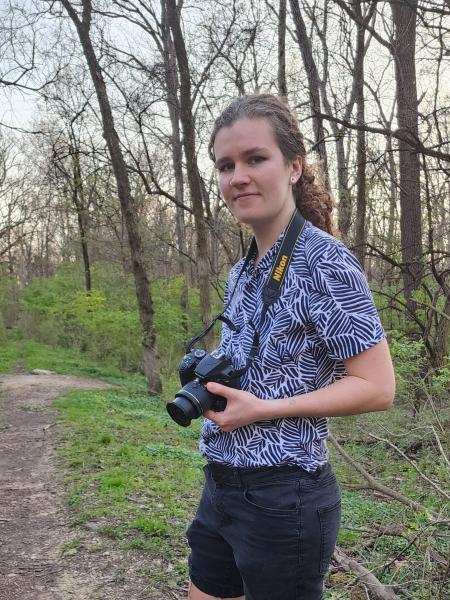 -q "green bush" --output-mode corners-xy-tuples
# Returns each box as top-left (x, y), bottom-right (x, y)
(0, 273), (21, 329)
(16, 261), (212, 376)
(389, 330), (449, 409)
